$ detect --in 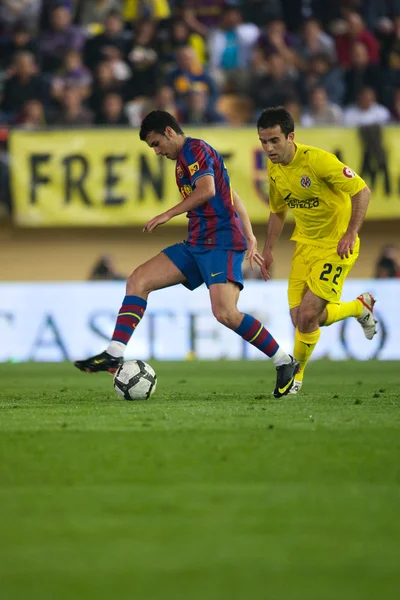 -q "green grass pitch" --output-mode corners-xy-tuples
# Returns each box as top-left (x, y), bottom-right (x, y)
(0, 360), (399, 600)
